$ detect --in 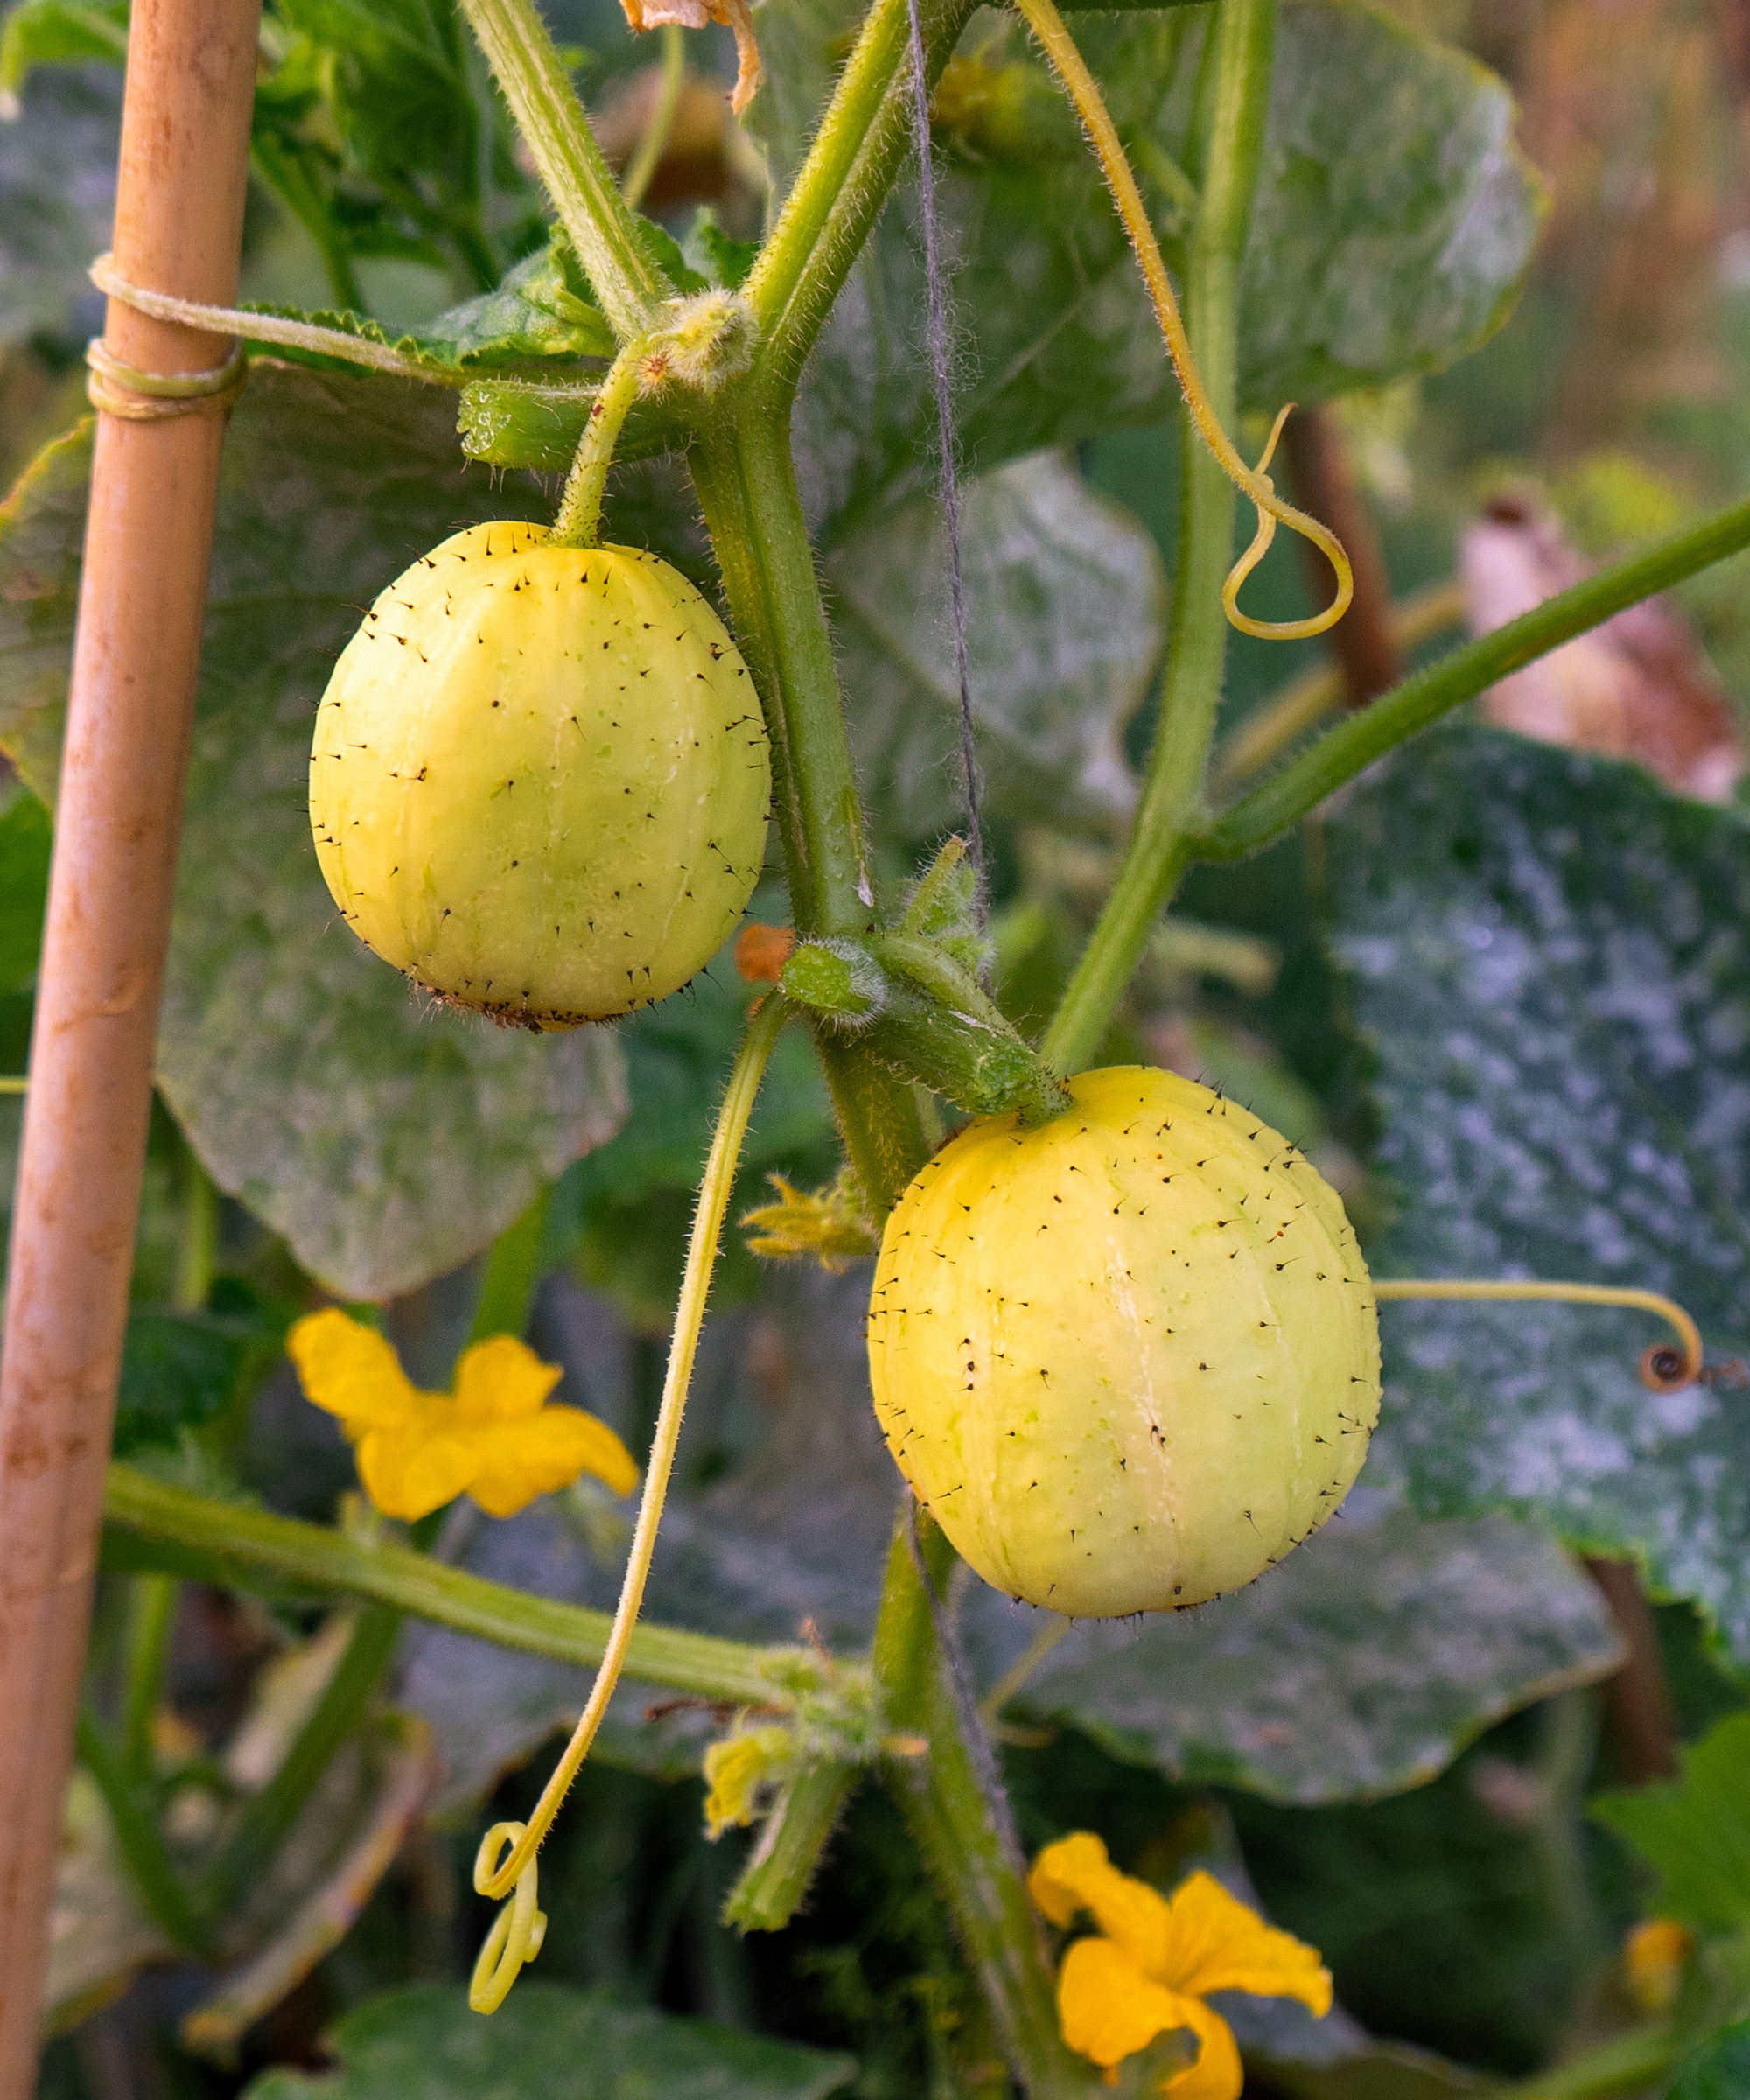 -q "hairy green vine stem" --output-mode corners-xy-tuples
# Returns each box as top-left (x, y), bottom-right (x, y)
(1042, 0), (1277, 1079)
(469, 992), (789, 2012)
(553, 339), (649, 547)
(1194, 491), (1750, 859)
(457, 0), (667, 341)
(745, 0), (981, 404)
(103, 1463), (790, 1704)
(875, 1514), (1094, 2096)
(621, 24), (685, 211)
